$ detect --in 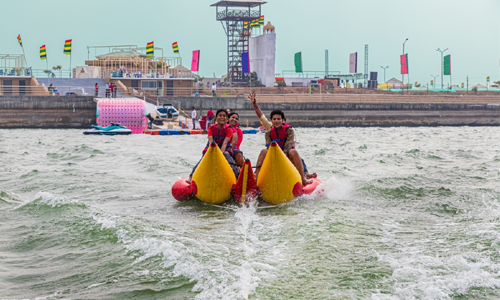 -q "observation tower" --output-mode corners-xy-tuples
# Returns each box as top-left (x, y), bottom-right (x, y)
(211, 0), (265, 83)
